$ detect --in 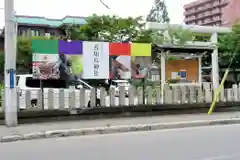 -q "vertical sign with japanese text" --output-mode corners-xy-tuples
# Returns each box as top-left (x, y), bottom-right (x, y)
(82, 41), (109, 79)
